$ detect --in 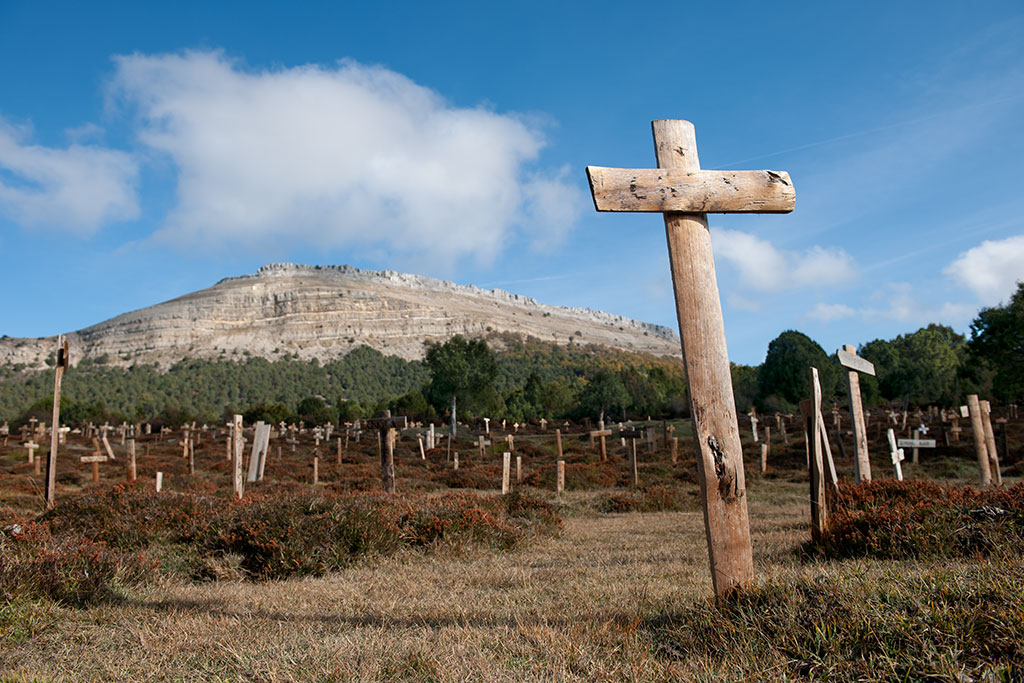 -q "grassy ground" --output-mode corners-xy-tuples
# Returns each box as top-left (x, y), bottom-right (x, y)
(1, 419), (1022, 681)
